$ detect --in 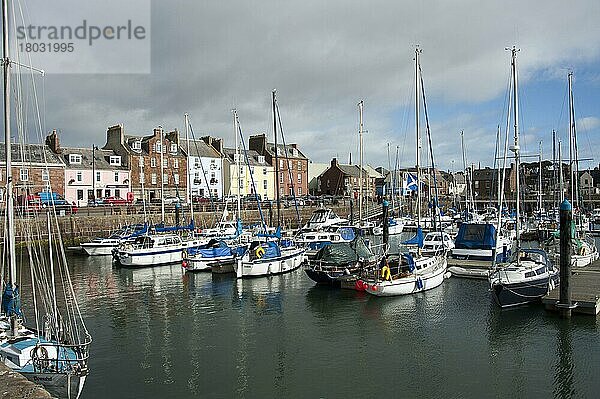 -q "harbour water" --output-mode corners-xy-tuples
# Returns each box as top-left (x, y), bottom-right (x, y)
(21, 240), (600, 398)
